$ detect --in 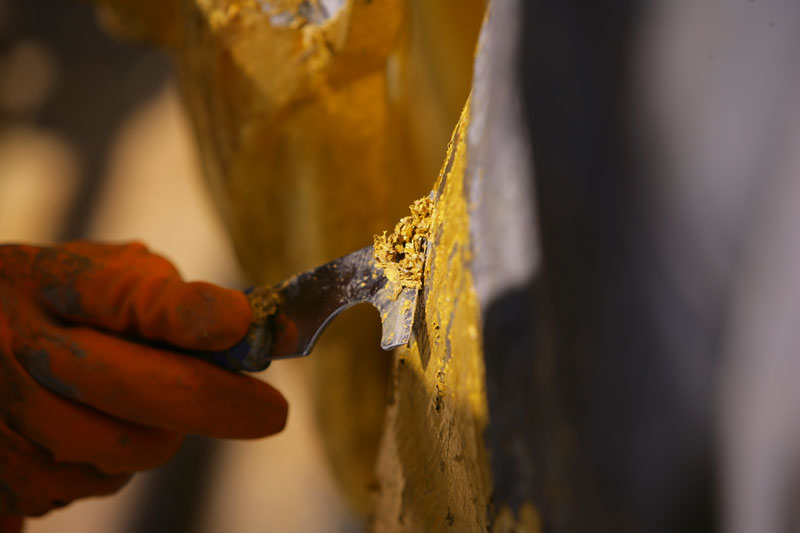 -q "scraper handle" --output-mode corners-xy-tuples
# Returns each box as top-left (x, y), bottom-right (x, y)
(194, 244), (418, 371)
(195, 289), (274, 372)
